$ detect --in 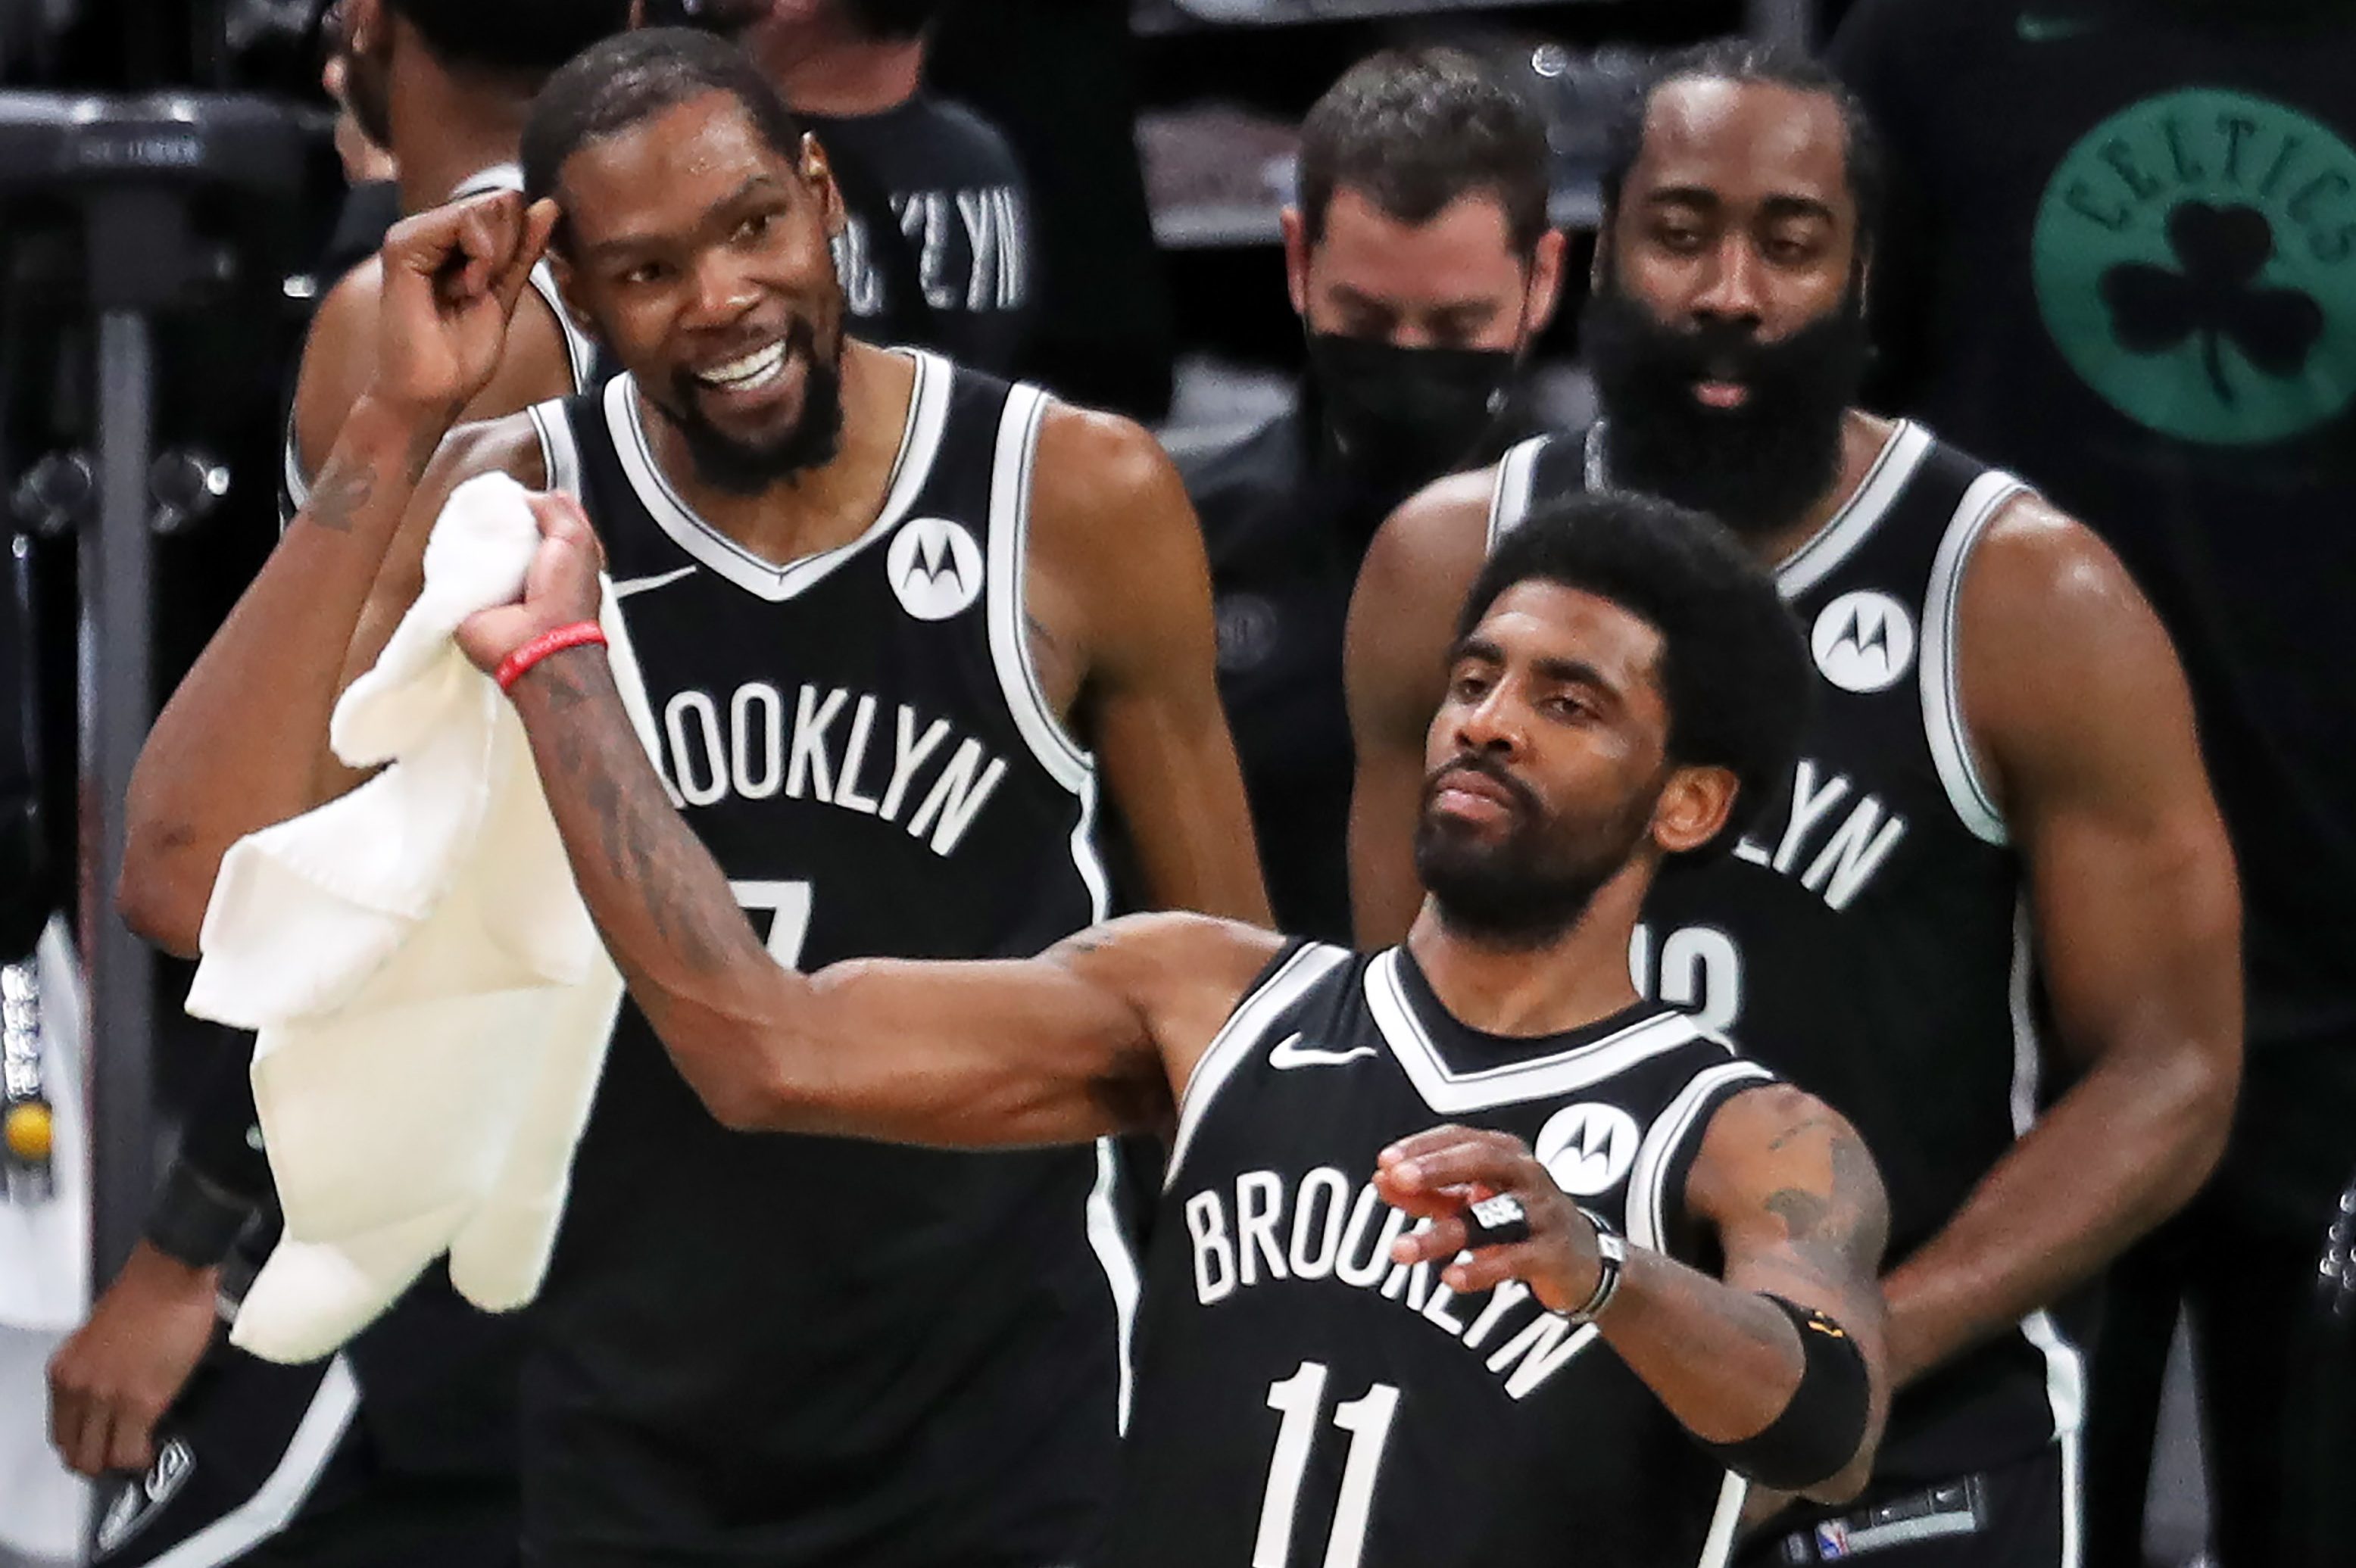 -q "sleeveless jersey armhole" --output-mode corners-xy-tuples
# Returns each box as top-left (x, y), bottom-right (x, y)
(1921, 471), (2027, 847)
(1624, 1056), (1780, 1264)
(1165, 941), (1352, 1188)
